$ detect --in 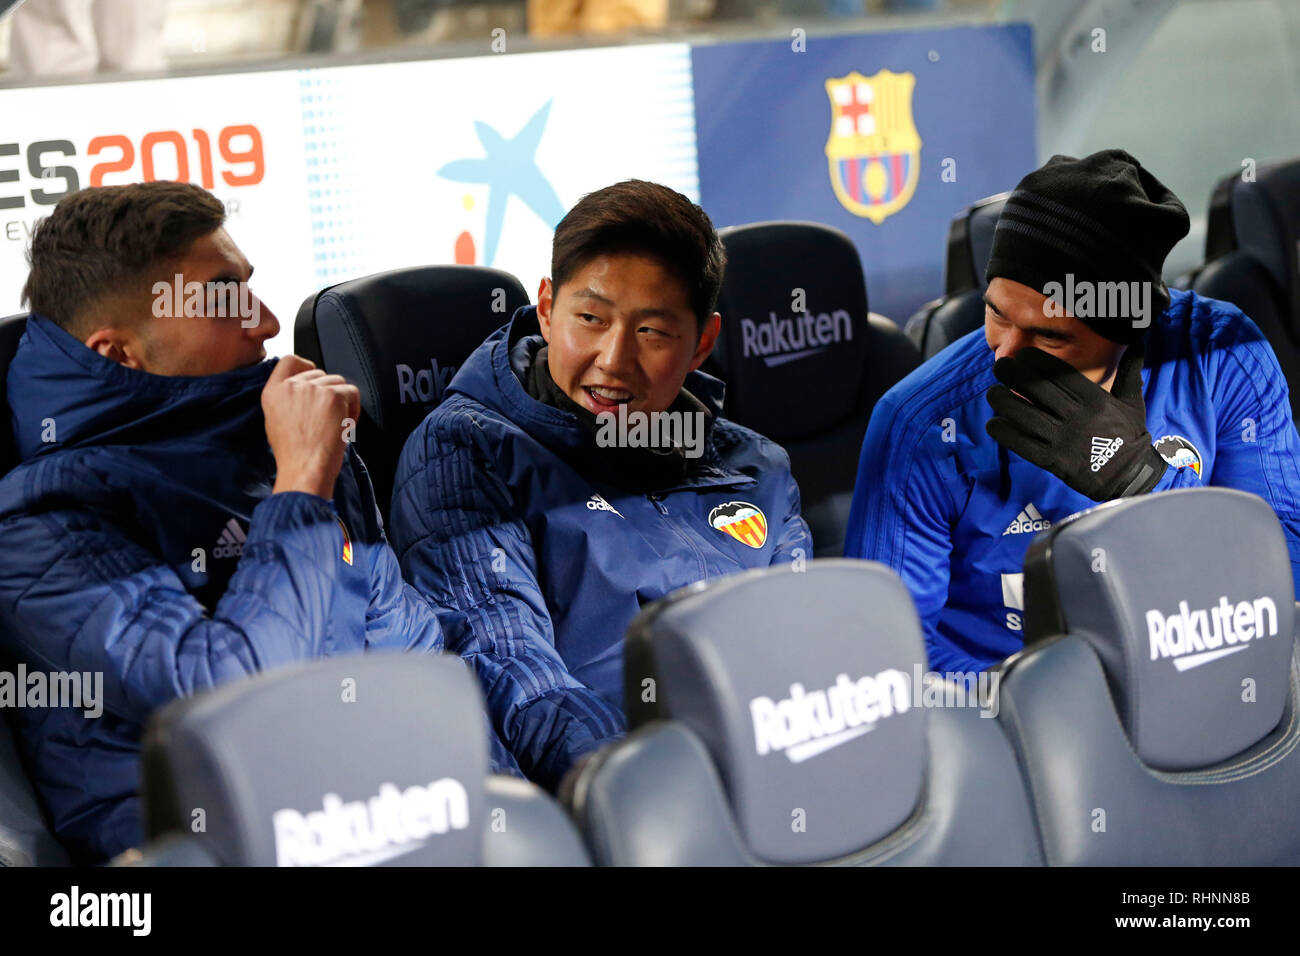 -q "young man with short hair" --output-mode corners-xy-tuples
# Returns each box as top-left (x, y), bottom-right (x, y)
(846, 150), (1300, 676)
(391, 180), (810, 789)
(0, 182), (445, 862)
